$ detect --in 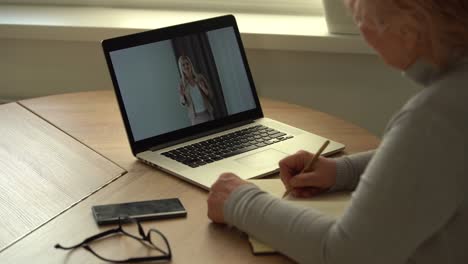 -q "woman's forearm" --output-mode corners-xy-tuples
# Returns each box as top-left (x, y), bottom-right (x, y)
(198, 78), (210, 97)
(332, 150), (375, 191)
